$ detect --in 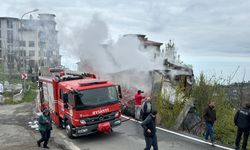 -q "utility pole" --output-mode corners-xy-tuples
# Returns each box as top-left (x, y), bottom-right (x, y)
(239, 69), (246, 107)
